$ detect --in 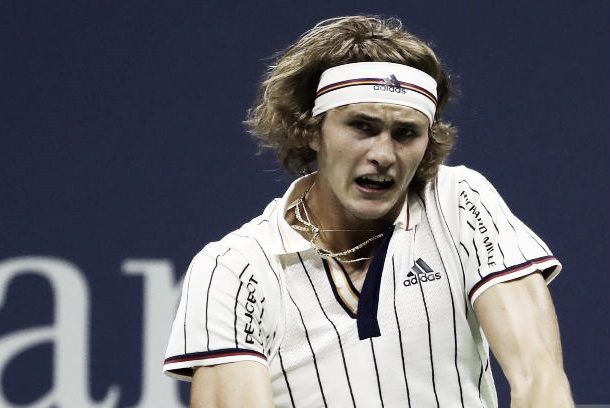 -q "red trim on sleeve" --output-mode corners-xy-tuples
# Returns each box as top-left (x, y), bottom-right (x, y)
(468, 256), (557, 301)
